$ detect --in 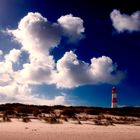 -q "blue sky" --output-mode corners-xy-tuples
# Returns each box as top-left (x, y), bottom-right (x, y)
(0, 0), (140, 107)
